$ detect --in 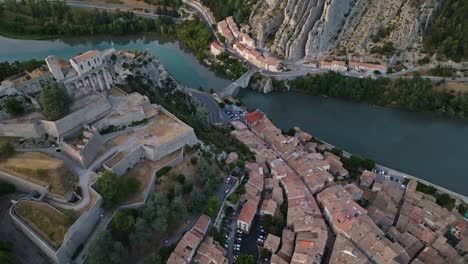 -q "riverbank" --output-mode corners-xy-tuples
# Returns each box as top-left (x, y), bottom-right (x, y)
(316, 138), (468, 204)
